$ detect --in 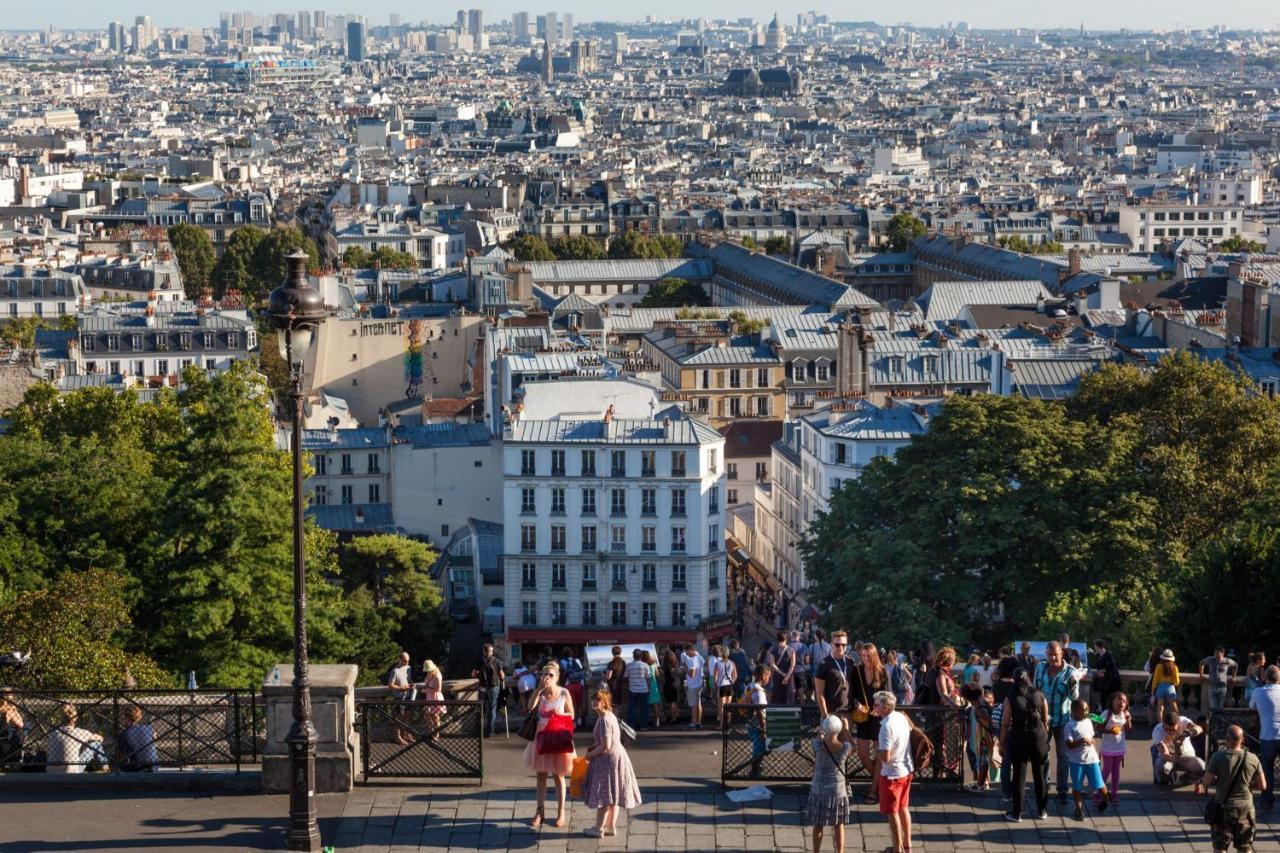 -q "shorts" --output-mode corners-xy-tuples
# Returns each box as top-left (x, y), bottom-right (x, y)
(1070, 762), (1105, 793)
(685, 685), (703, 707)
(718, 685), (733, 698)
(878, 774), (912, 815)
(1154, 683), (1178, 700)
